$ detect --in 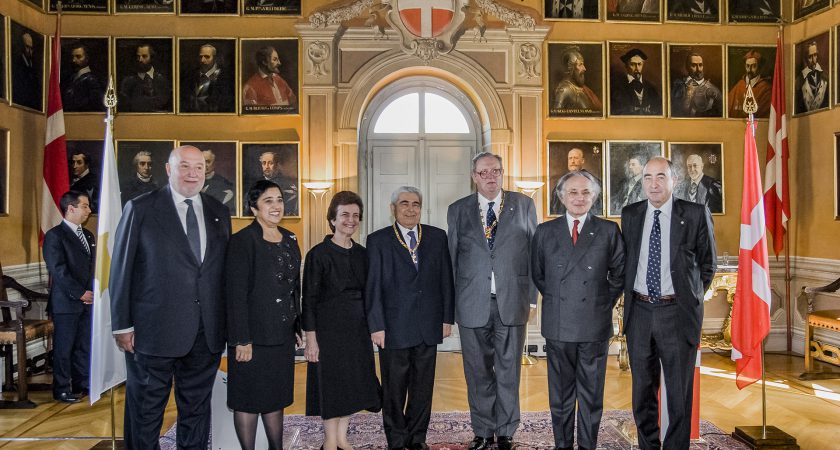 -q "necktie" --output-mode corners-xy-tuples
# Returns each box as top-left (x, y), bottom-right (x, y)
(185, 199), (202, 262)
(407, 230), (418, 270)
(689, 182), (698, 201)
(572, 219), (579, 245)
(76, 226), (90, 254)
(646, 210), (662, 300)
(486, 201), (497, 250)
